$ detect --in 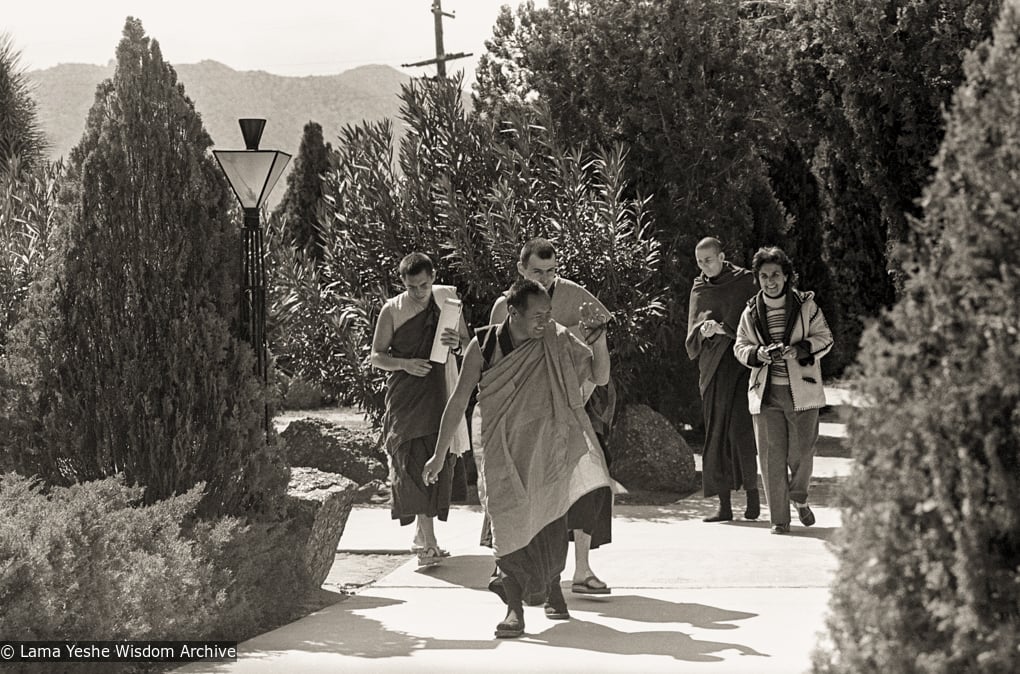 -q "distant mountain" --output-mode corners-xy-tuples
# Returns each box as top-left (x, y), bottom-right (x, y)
(27, 61), (413, 208)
